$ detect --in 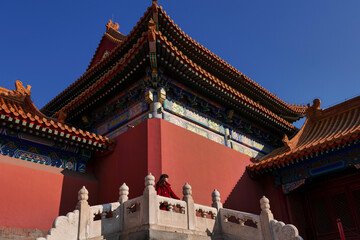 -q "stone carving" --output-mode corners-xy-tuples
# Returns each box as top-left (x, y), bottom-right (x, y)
(183, 182), (192, 197)
(37, 210), (79, 240)
(260, 196), (274, 240)
(37, 177), (303, 240)
(145, 172), (155, 188)
(260, 196), (271, 213)
(271, 220), (303, 240)
(212, 189), (223, 210)
(119, 183), (129, 203)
